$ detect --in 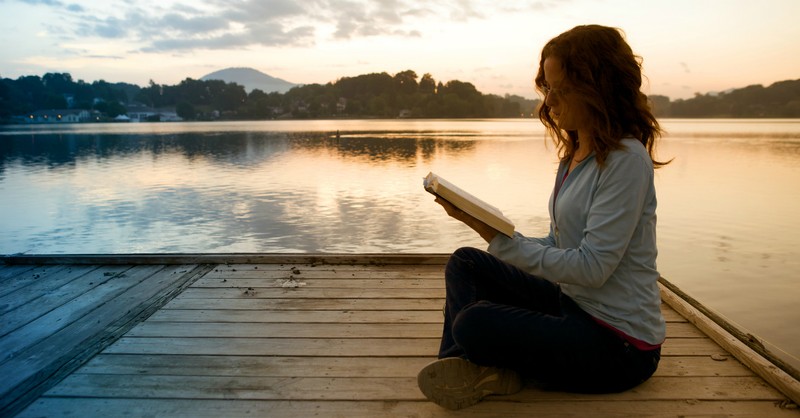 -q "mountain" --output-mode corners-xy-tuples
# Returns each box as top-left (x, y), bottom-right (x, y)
(200, 67), (298, 94)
